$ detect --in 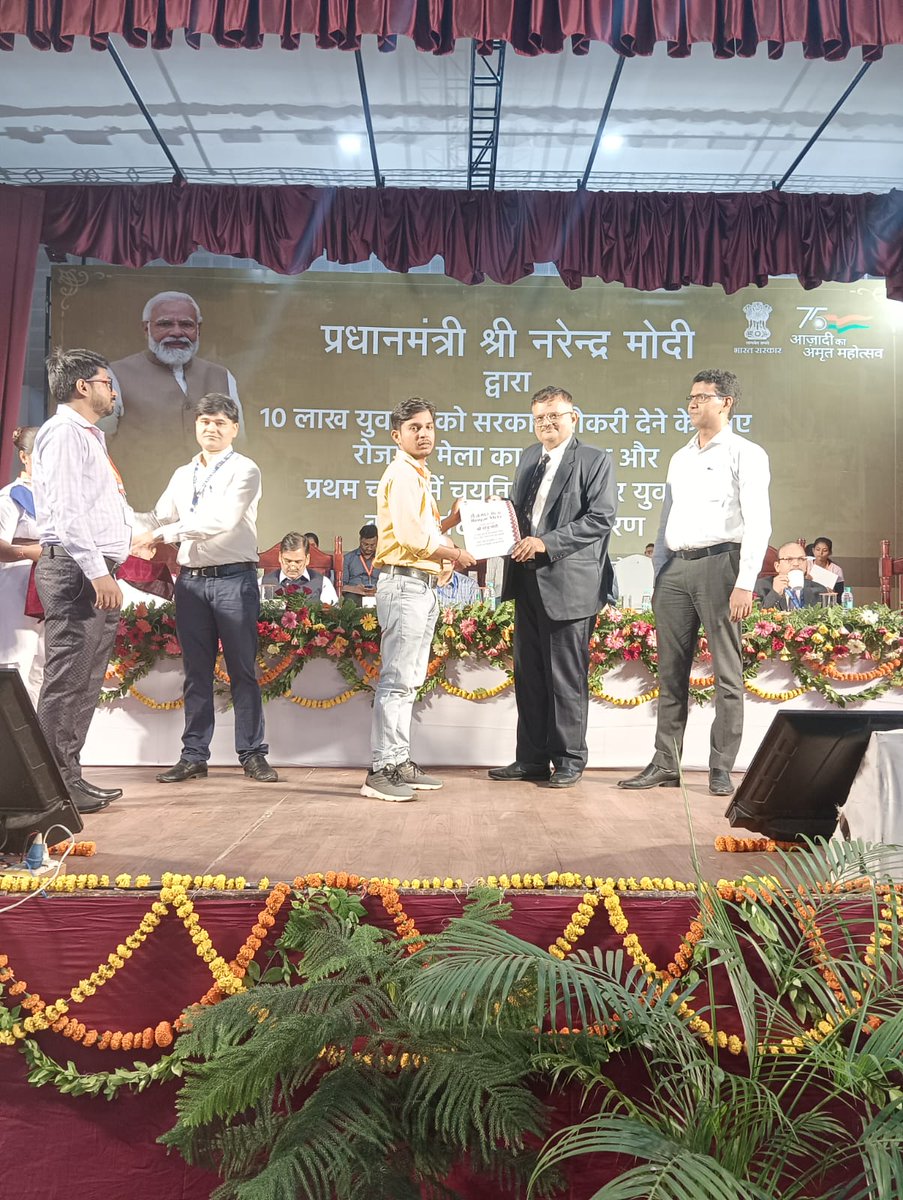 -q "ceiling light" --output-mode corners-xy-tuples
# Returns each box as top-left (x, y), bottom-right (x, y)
(338, 133), (362, 155)
(601, 134), (624, 152)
